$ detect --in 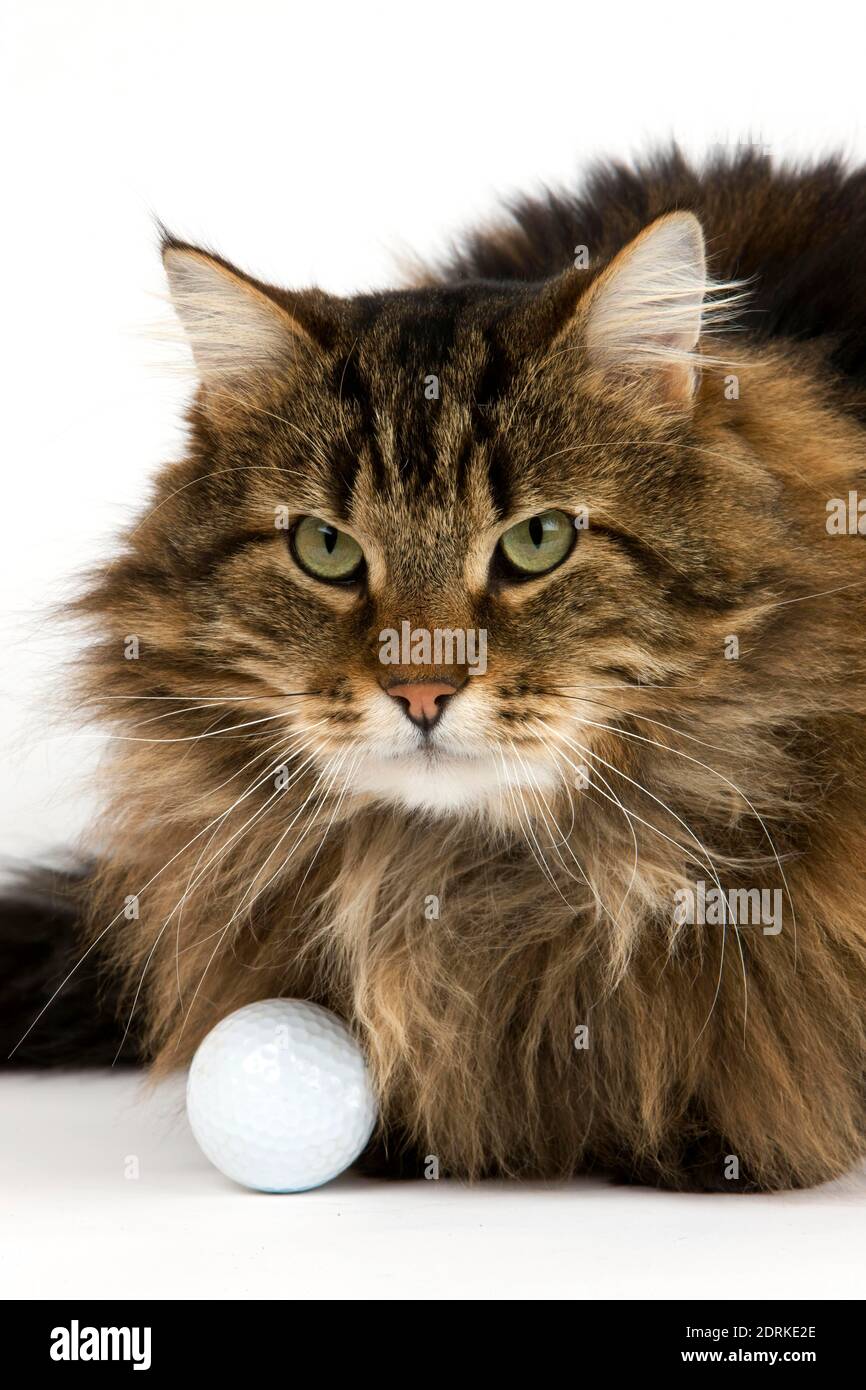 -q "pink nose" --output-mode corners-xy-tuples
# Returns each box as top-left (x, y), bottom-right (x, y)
(386, 680), (458, 730)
